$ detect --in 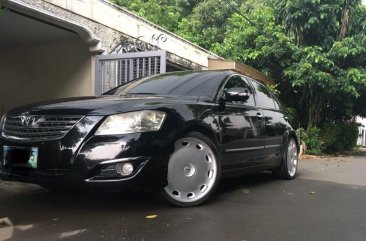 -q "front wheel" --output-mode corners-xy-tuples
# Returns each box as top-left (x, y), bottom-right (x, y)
(273, 137), (298, 180)
(163, 132), (221, 207)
